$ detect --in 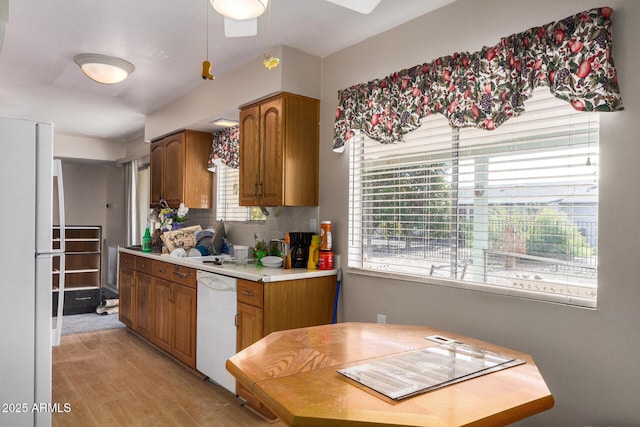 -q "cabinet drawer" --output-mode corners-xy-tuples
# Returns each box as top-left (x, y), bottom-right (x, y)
(152, 260), (196, 288)
(135, 257), (153, 274)
(237, 279), (263, 308)
(120, 253), (135, 269)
